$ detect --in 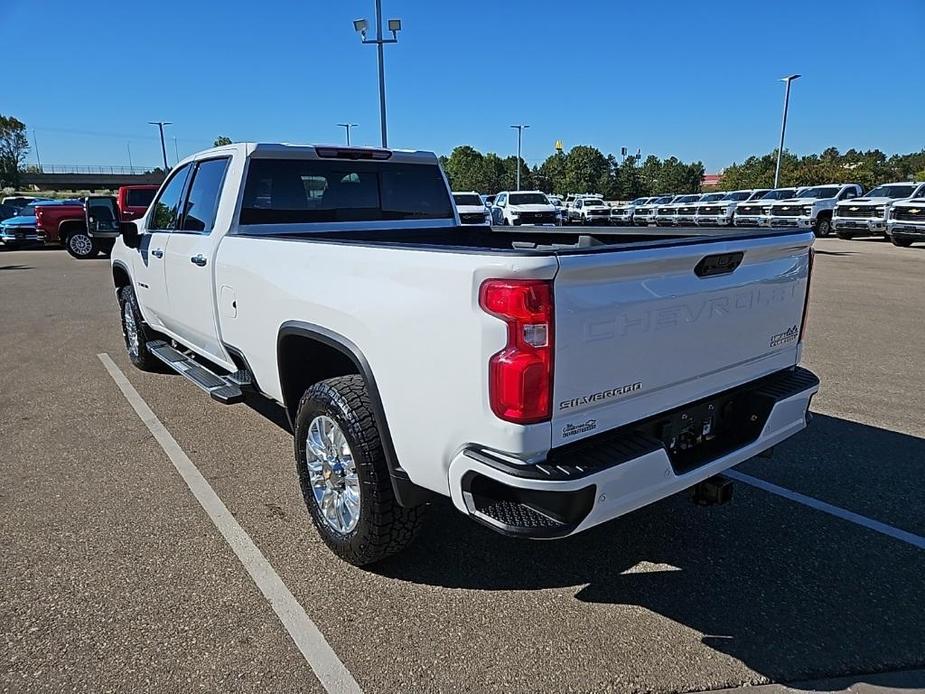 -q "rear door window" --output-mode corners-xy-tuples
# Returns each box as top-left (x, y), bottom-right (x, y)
(180, 158), (230, 232)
